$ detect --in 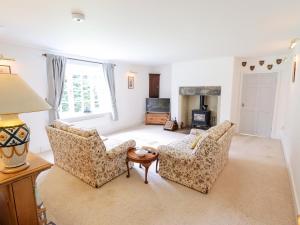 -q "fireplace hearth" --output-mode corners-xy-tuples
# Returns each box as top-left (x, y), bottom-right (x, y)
(179, 86), (221, 129)
(192, 95), (211, 129)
